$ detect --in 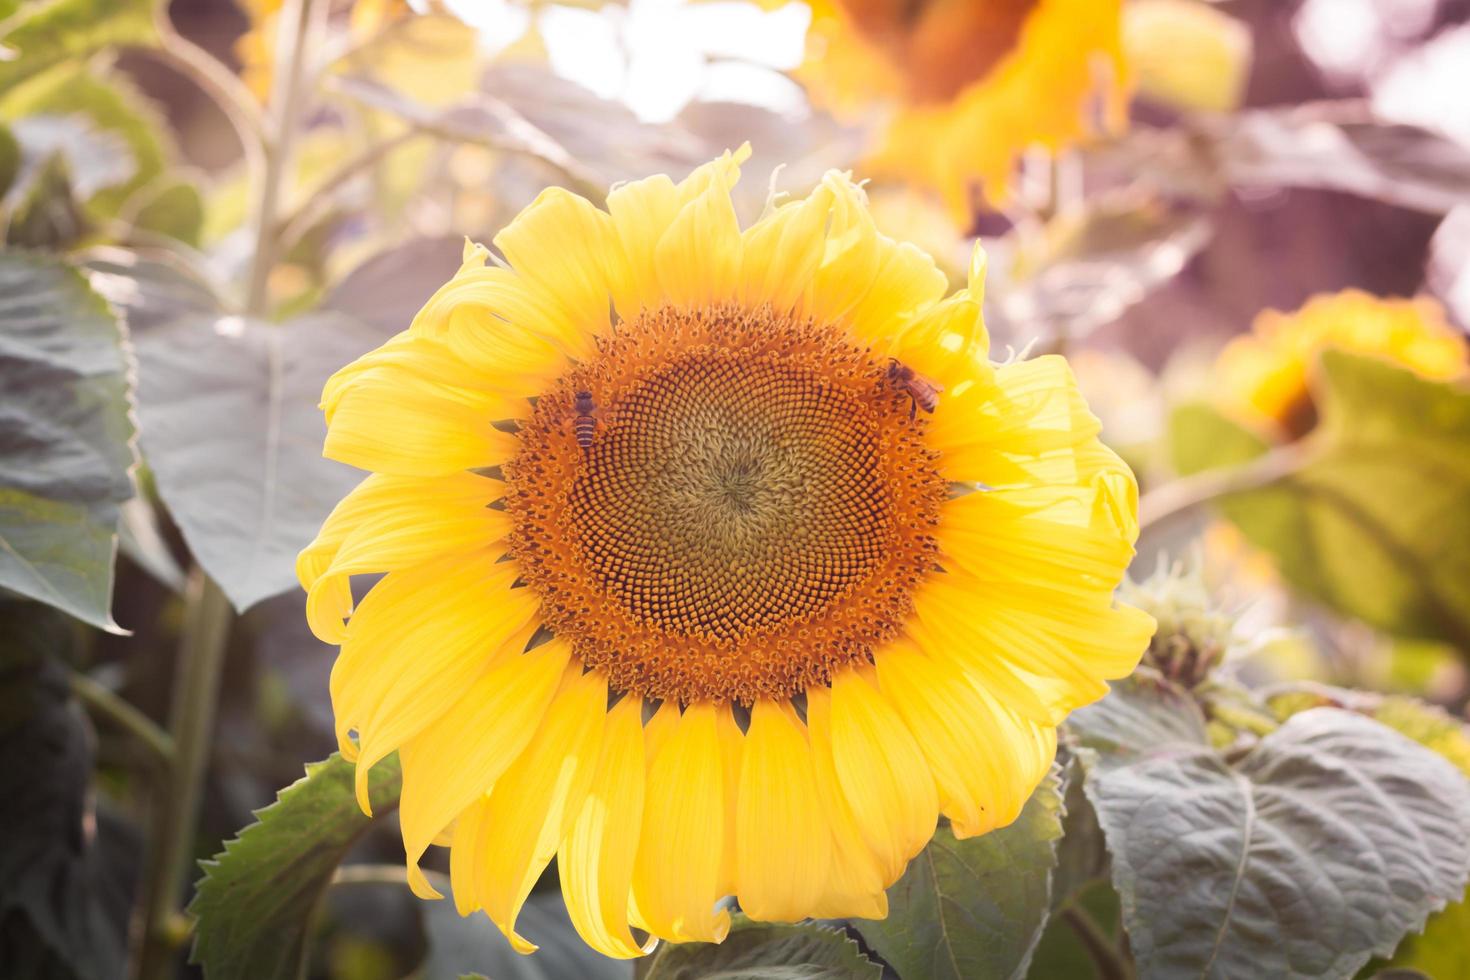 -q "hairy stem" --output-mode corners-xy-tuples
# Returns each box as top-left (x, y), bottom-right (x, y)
(71, 670), (176, 766)
(1137, 441), (1313, 534)
(134, 570), (233, 979)
(149, 3), (267, 183)
(1063, 906), (1132, 980)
